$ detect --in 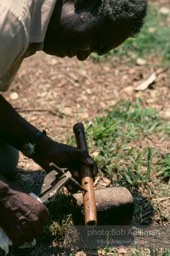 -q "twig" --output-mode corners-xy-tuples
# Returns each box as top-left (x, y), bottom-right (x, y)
(152, 197), (170, 202)
(16, 108), (47, 112)
(16, 108), (63, 117)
